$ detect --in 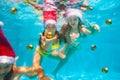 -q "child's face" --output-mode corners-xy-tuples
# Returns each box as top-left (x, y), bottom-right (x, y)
(46, 23), (57, 34)
(0, 63), (12, 77)
(68, 16), (79, 28)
